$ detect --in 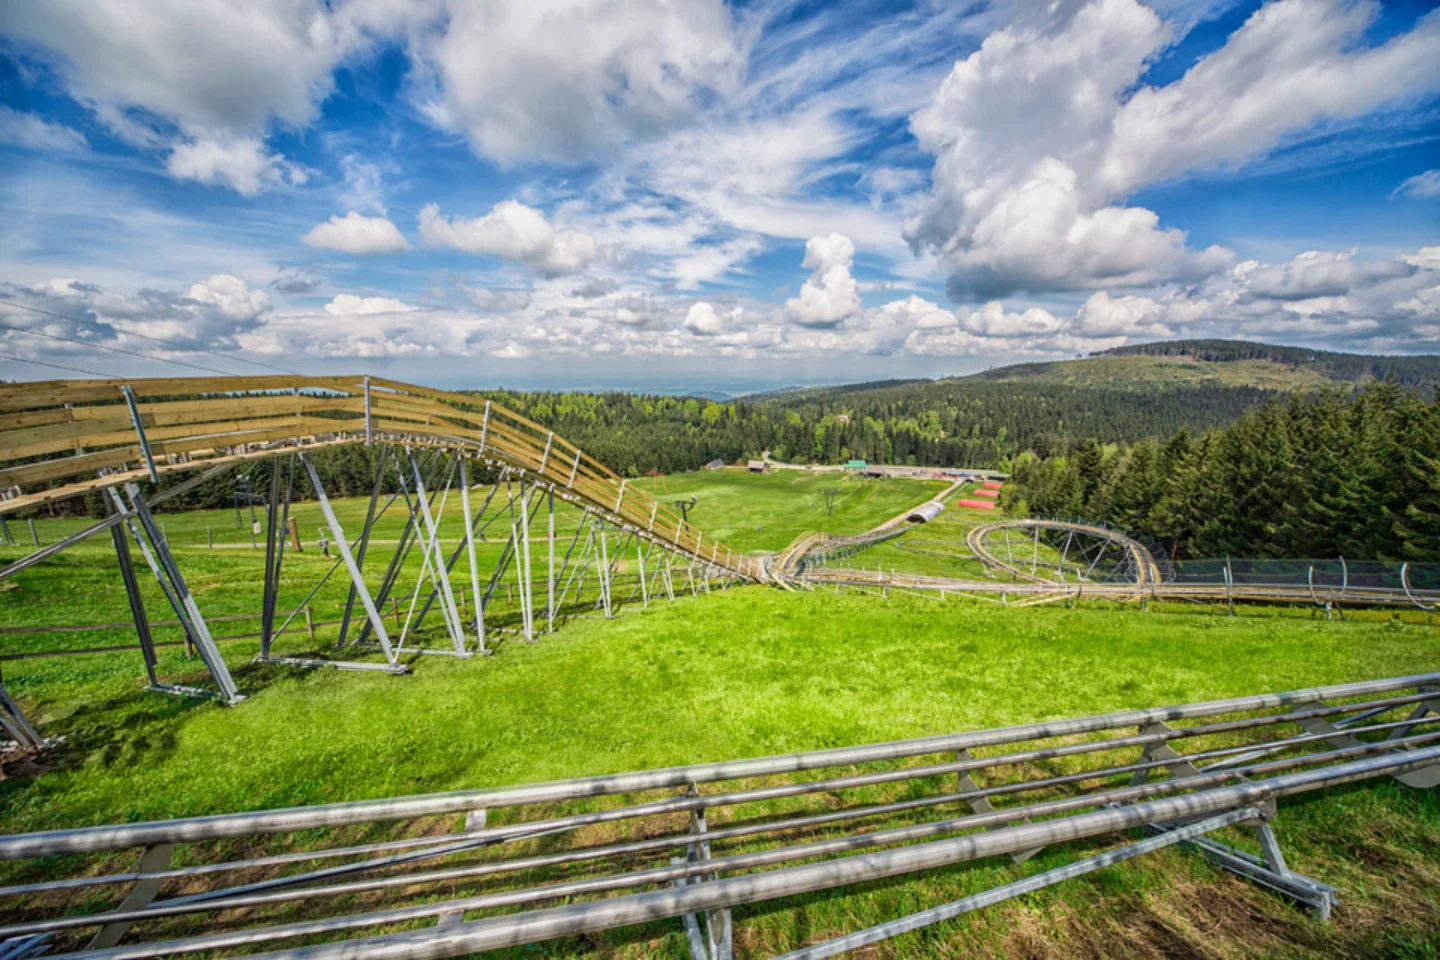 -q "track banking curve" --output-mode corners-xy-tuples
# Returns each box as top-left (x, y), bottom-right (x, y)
(0, 375), (759, 581)
(965, 518), (1164, 587)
